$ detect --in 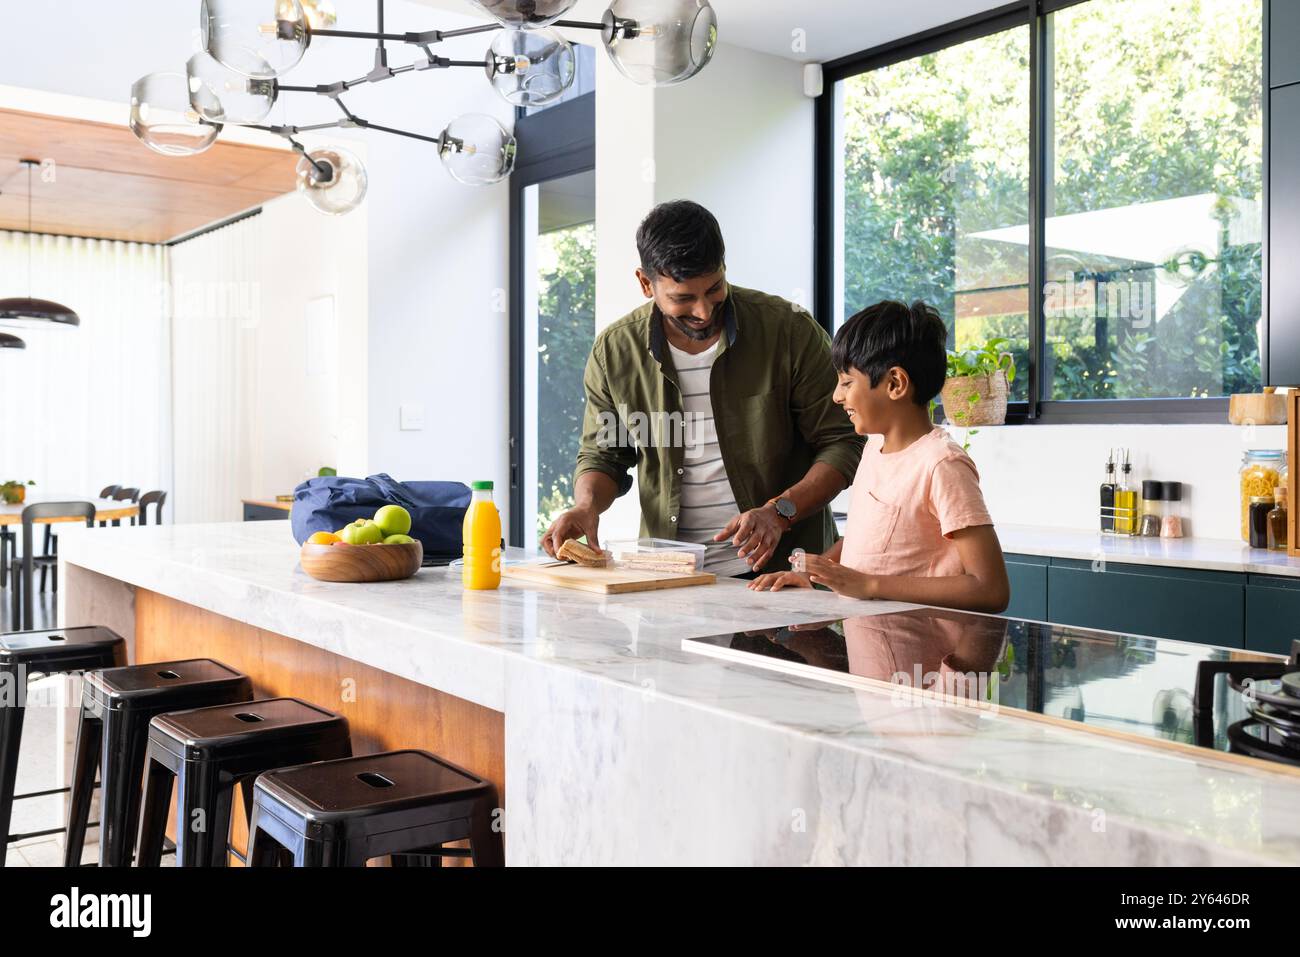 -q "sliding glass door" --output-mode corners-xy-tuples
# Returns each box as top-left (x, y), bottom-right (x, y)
(508, 50), (595, 547)
(518, 172), (595, 544)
